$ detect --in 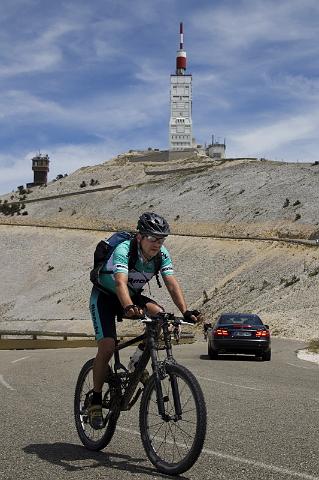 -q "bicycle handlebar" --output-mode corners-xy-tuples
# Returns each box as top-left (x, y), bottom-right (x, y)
(122, 311), (197, 325)
(142, 313), (196, 325)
